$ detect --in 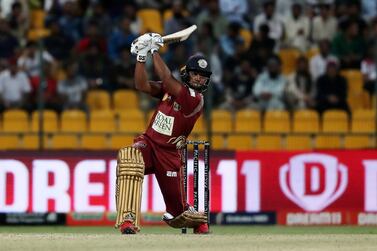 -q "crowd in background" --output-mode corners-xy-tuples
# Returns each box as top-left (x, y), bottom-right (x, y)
(0, 0), (376, 116)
